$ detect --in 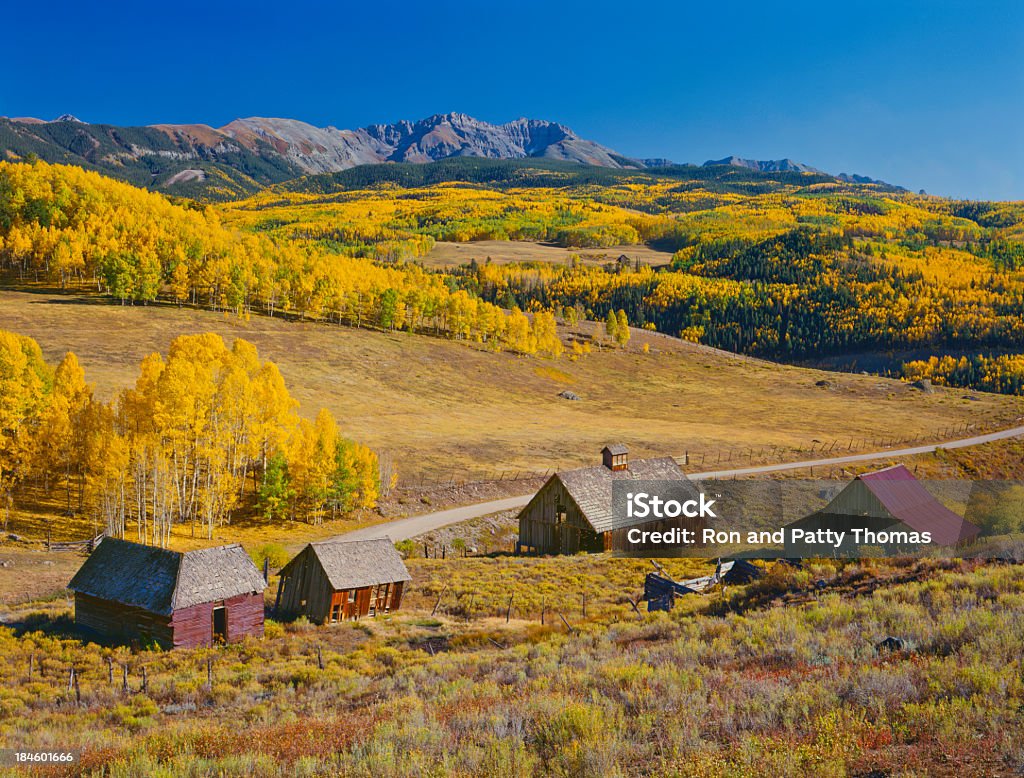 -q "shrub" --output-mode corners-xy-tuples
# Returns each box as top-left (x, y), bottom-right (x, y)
(249, 543), (290, 570)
